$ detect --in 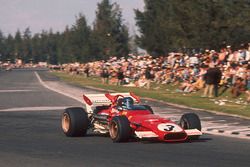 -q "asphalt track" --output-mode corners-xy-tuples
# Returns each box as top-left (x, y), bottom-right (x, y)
(0, 69), (250, 167)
